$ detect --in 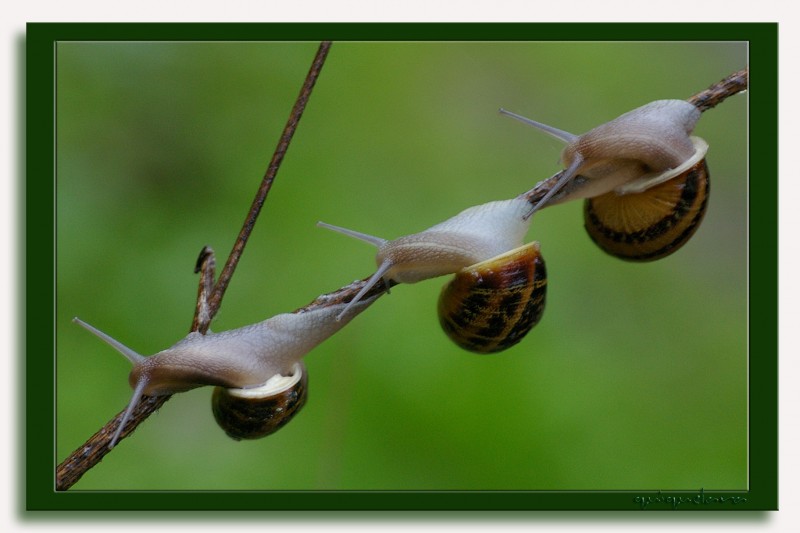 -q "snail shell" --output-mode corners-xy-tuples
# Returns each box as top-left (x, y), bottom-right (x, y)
(584, 155), (709, 261)
(211, 362), (308, 440)
(438, 241), (546, 353)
